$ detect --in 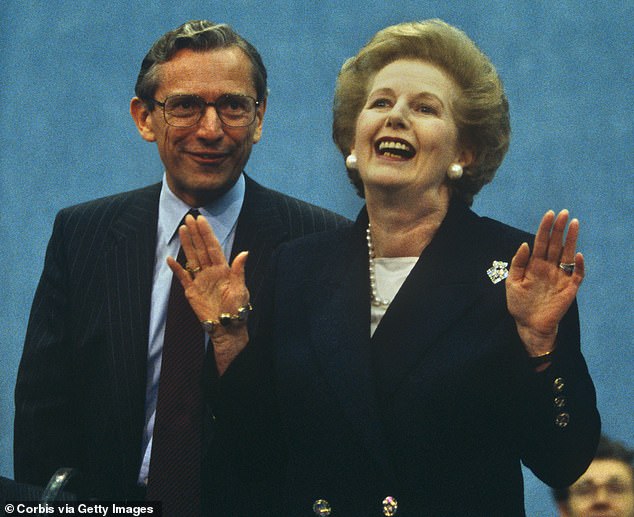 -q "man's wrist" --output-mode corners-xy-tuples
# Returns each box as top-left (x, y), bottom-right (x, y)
(201, 303), (252, 334)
